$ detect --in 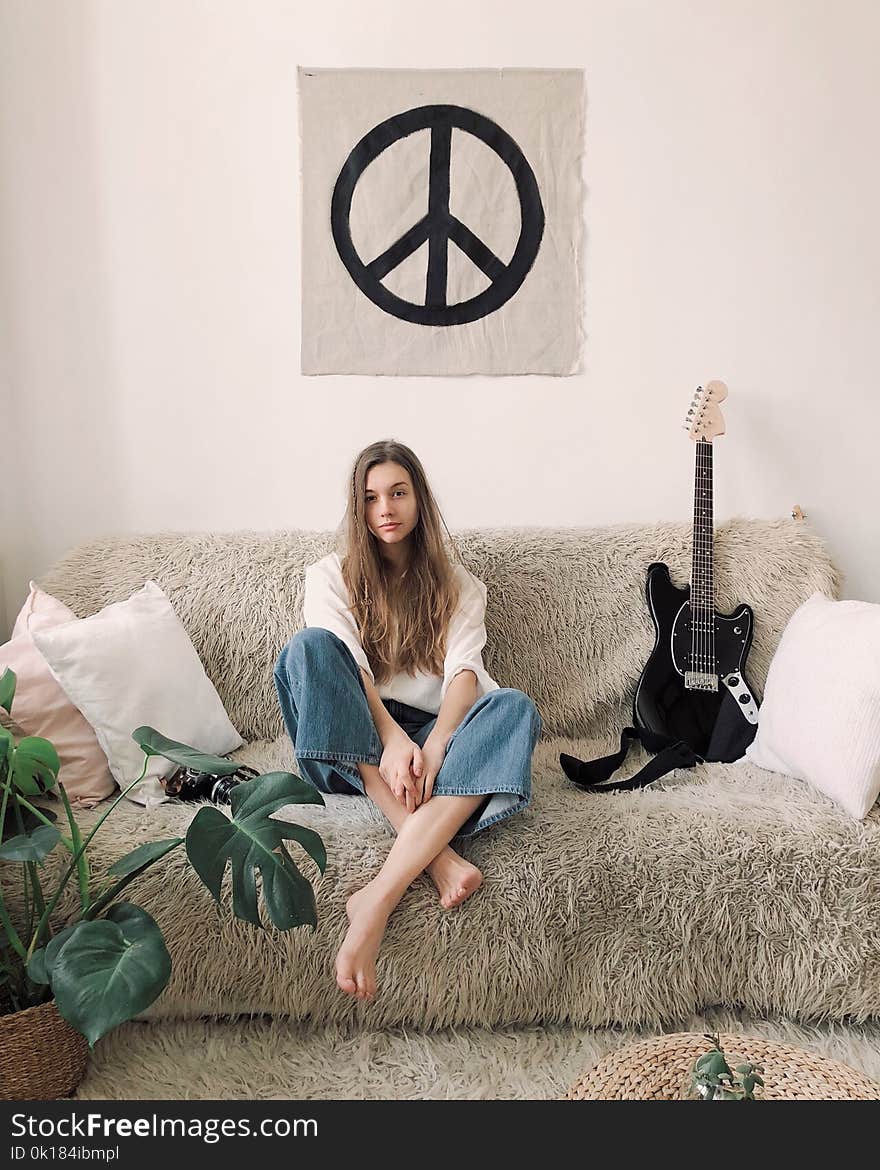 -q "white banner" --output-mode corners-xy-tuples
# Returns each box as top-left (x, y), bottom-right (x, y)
(300, 68), (585, 376)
